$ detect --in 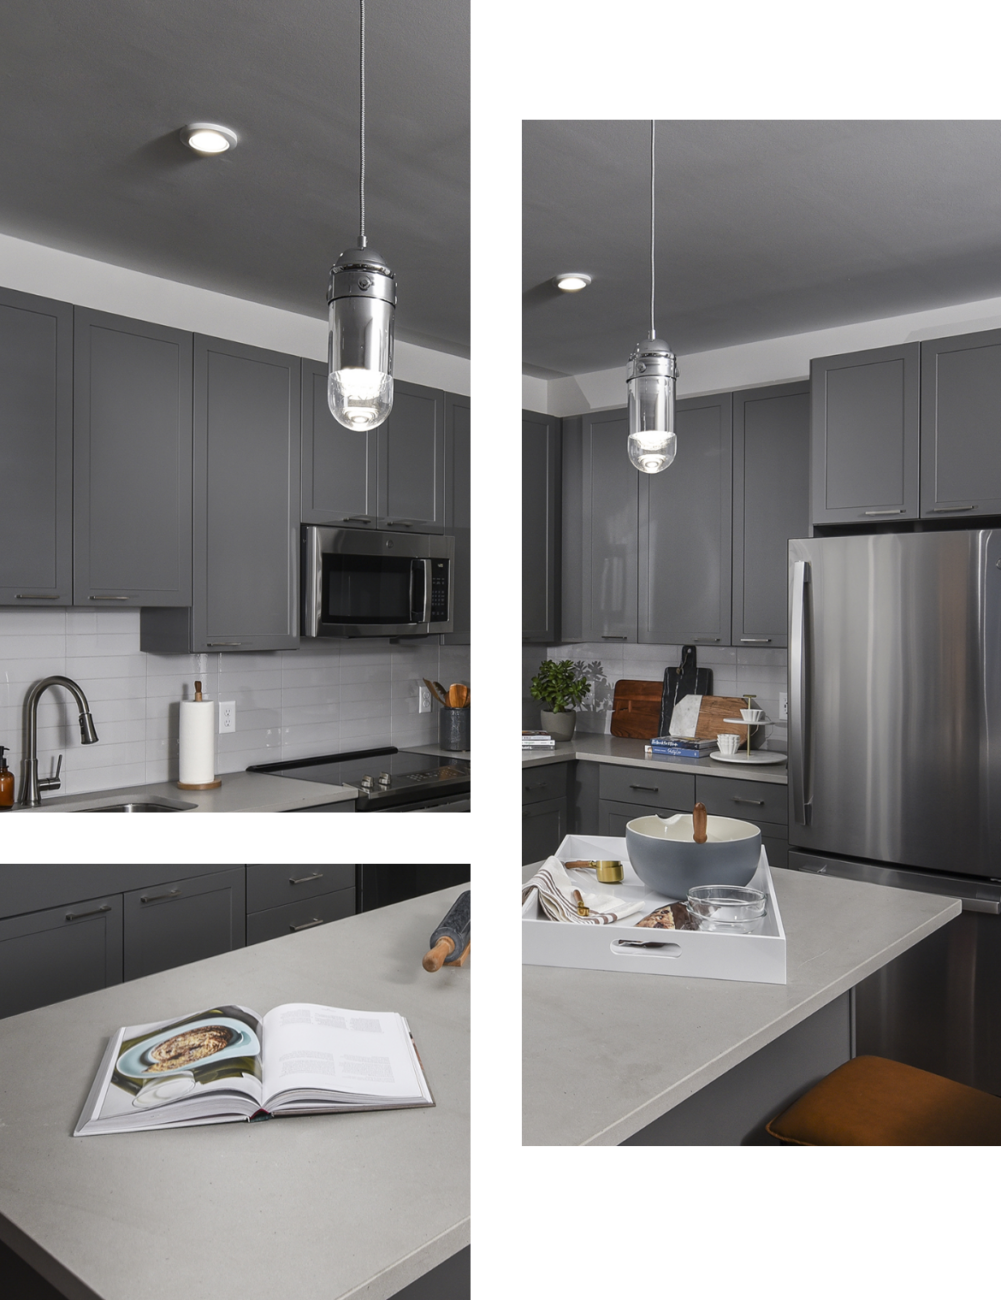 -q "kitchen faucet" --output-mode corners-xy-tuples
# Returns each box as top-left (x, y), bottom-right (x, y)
(18, 676), (99, 807)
